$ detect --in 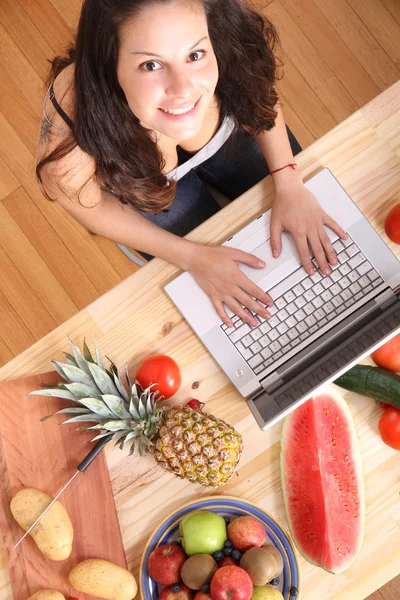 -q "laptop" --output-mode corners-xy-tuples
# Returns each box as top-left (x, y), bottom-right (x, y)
(164, 168), (400, 429)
